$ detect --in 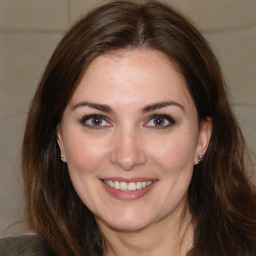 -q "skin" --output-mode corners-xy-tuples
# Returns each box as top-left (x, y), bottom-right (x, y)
(58, 49), (212, 256)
